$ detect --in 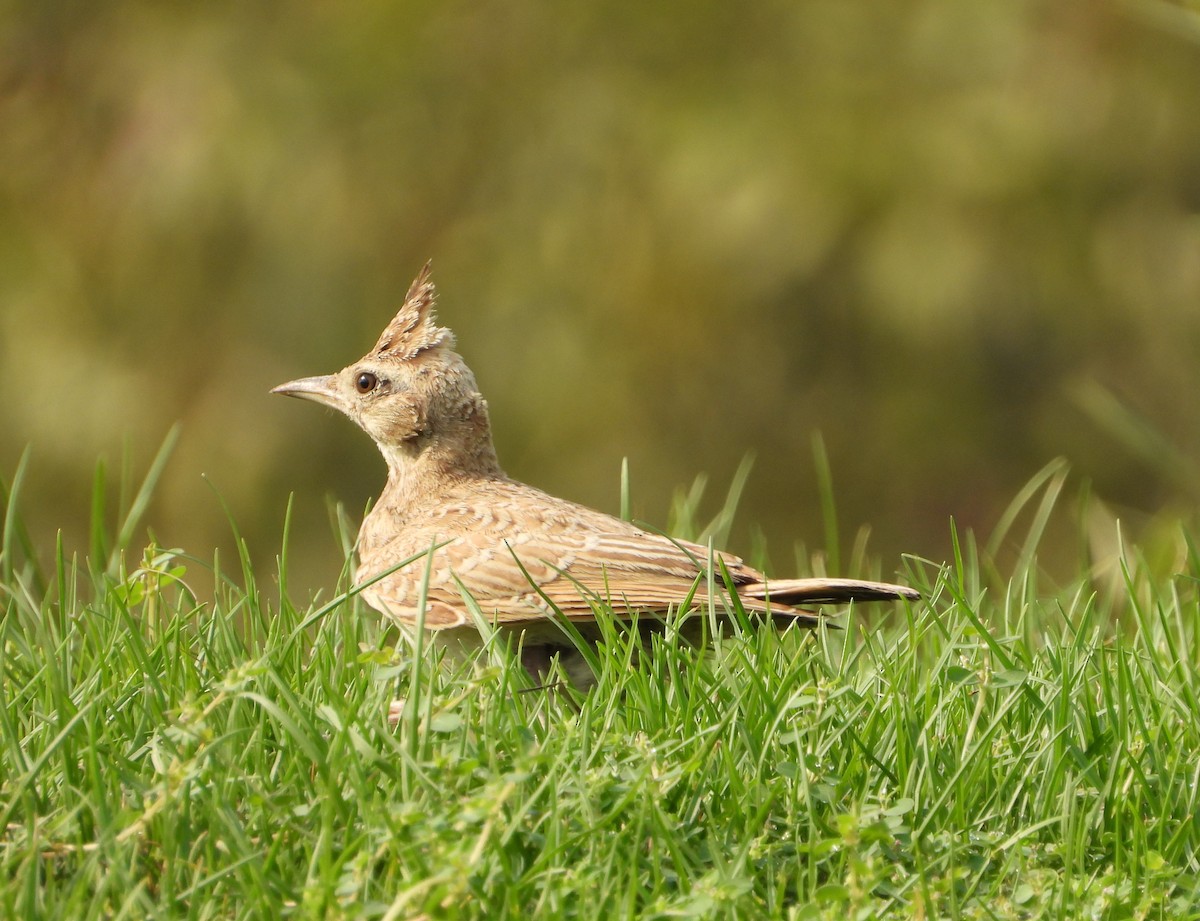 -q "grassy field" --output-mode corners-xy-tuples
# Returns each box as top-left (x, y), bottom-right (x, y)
(2, 449), (1199, 920)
